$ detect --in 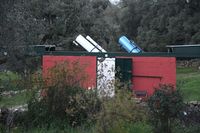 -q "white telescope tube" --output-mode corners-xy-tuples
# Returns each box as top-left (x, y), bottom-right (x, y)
(74, 34), (100, 52)
(86, 36), (107, 52)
